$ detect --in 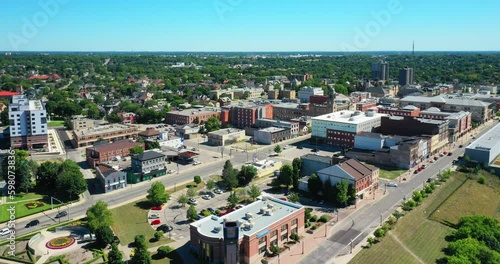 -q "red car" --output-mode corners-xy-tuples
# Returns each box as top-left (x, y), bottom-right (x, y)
(151, 219), (161, 225)
(218, 208), (235, 216)
(151, 205), (162, 210)
(280, 198), (287, 201)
